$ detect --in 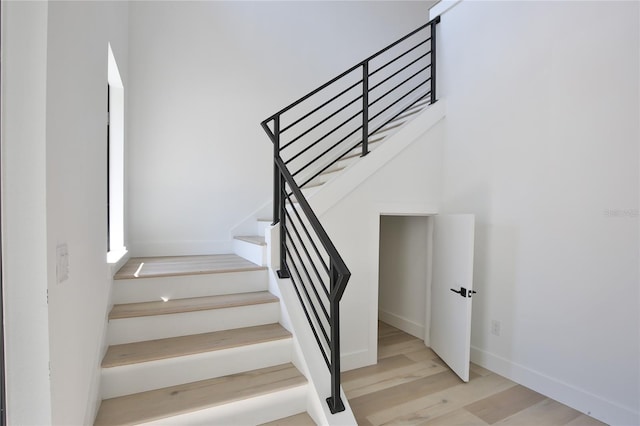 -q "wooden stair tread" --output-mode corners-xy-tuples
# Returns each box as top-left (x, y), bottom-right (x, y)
(114, 254), (265, 280)
(94, 363), (306, 426)
(234, 235), (267, 246)
(109, 291), (278, 320)
(102, 323), (291, 367)
(260, 412), (316, 425)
